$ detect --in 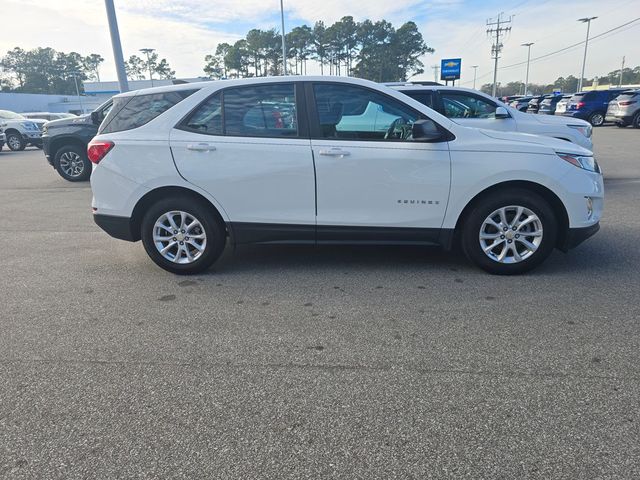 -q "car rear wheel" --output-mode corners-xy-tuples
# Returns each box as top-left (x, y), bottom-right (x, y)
(141, 197), (226, 275)
(588, 112), (605, 127)
(633, 112), (640, 129)
(6, 132), (26, 151)
(54, 145), (92, 182)
(616, 122), (627, 128)
(461, 190), (558, 275)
